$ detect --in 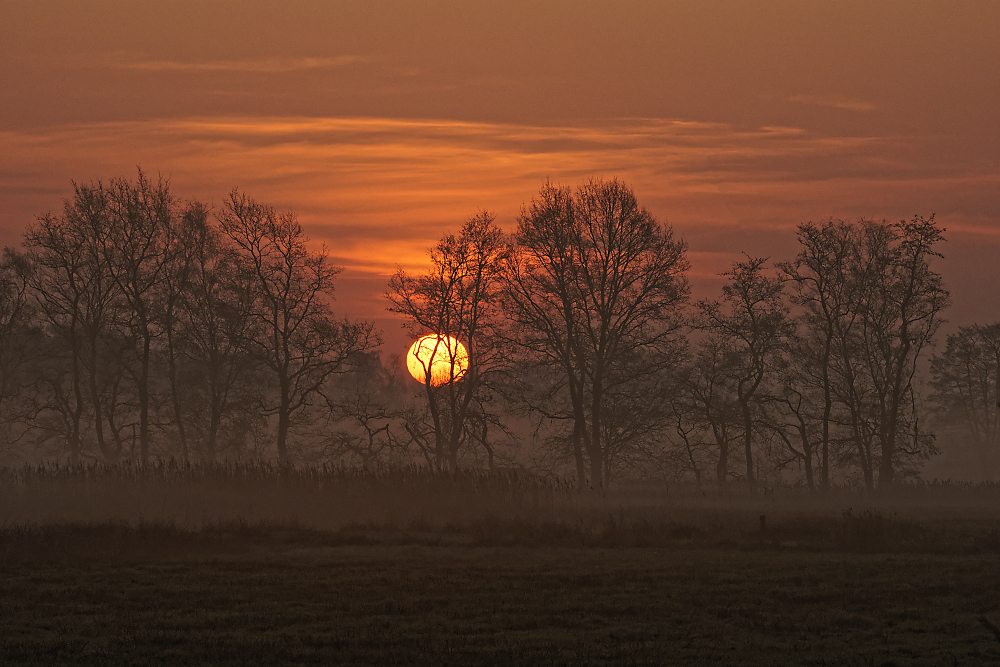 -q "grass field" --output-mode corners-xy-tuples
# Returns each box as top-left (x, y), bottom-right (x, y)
(4, 542), (1000, 665)
(4, 464), (1000, 665)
